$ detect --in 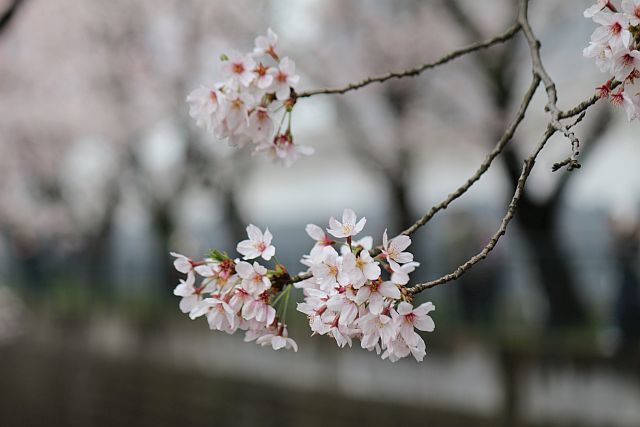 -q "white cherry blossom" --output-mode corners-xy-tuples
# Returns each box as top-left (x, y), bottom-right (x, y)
(390, 261), (420, 285)
(256, 326), (298, 352)
(355, 280), (401, 314)
(186, 86), (226, 132)
(237, 224), (276, 261)
(393, 301), (435, 346)
(327, 208), (366, 239)
(236, 261), (271, 294)
(170, 252), (194, 275)
(254, 28), (279, 58)
(268, 57), (299, 100)
(622, 0), (640, 24)
(222, 50), (256, 88)
(585, 0), (616, 18)
(591, 12), (632, 48)
(247, 107), (274, 143)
